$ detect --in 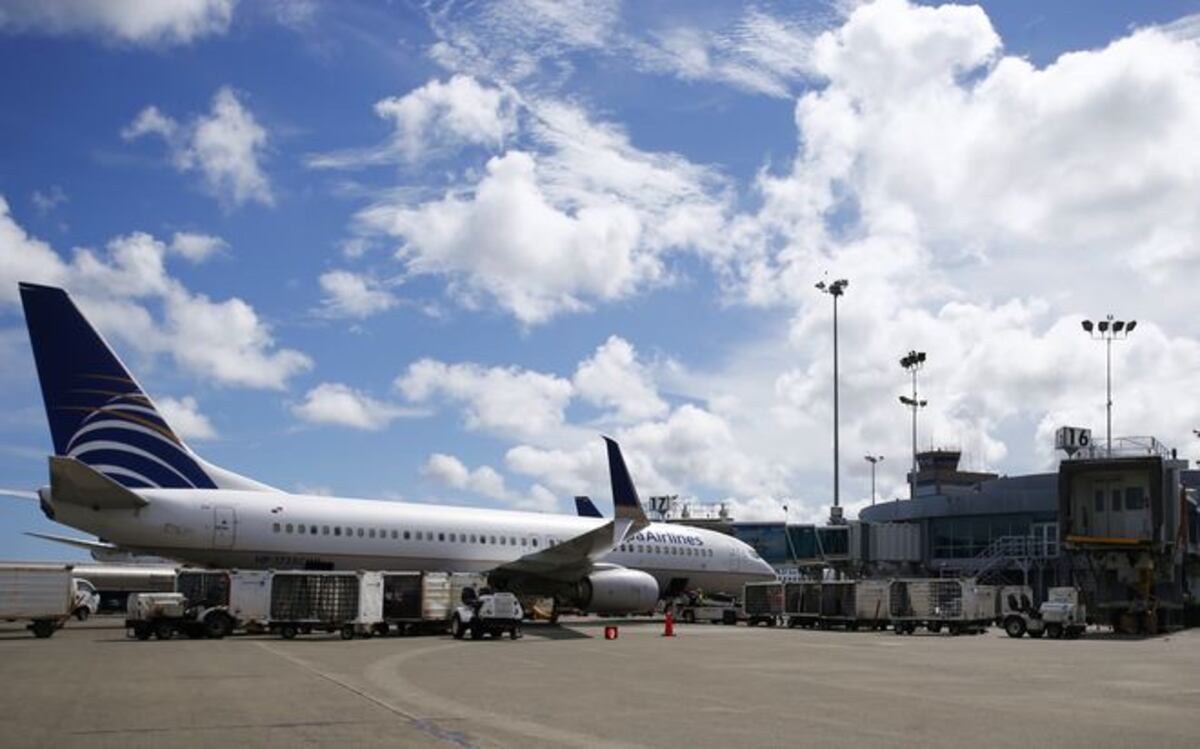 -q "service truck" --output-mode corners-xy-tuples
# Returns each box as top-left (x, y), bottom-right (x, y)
(1040, 587), (1087, 639)
(676, 592), (740, 624)
(0, 563), (76, 638)
(451, 587), (523, 640)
